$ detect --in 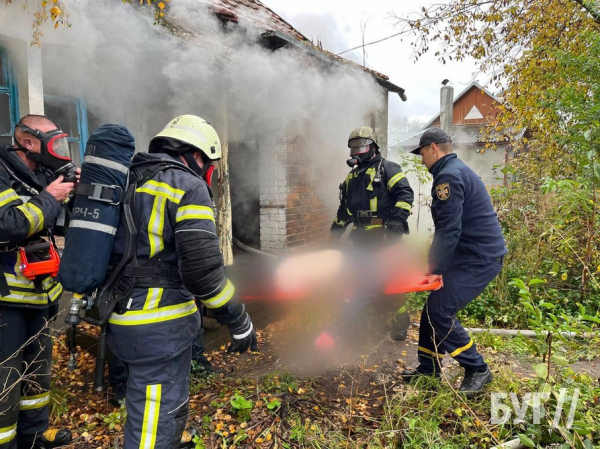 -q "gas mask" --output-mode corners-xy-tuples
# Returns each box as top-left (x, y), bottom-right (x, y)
(181, 151), (214, 186)
(14, 123), (77, 182)
(152, 137), (216, 186)
(346, 138), (375, 168)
